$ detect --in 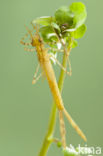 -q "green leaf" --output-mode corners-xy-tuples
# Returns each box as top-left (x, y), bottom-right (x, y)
(40, 26), (58, 42)
(69, 2), (87, 28)
(63, 28), (76, 33)
(55, 6), (74, 26)
(63, 148), (78, 156)
(32, 16), (54, 26)
(48, 43), (57, 49)
(72, 40), (78, 48)
(73, 24), (87, 39)
(51, 22), (61, 32)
